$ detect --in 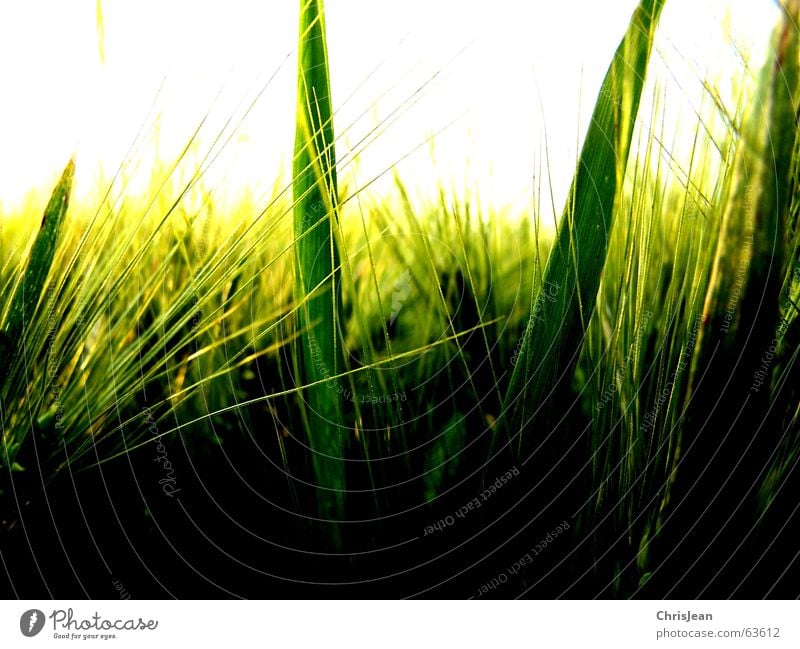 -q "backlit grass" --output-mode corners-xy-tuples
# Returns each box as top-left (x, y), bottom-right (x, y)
(0, 0), (798, 597)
